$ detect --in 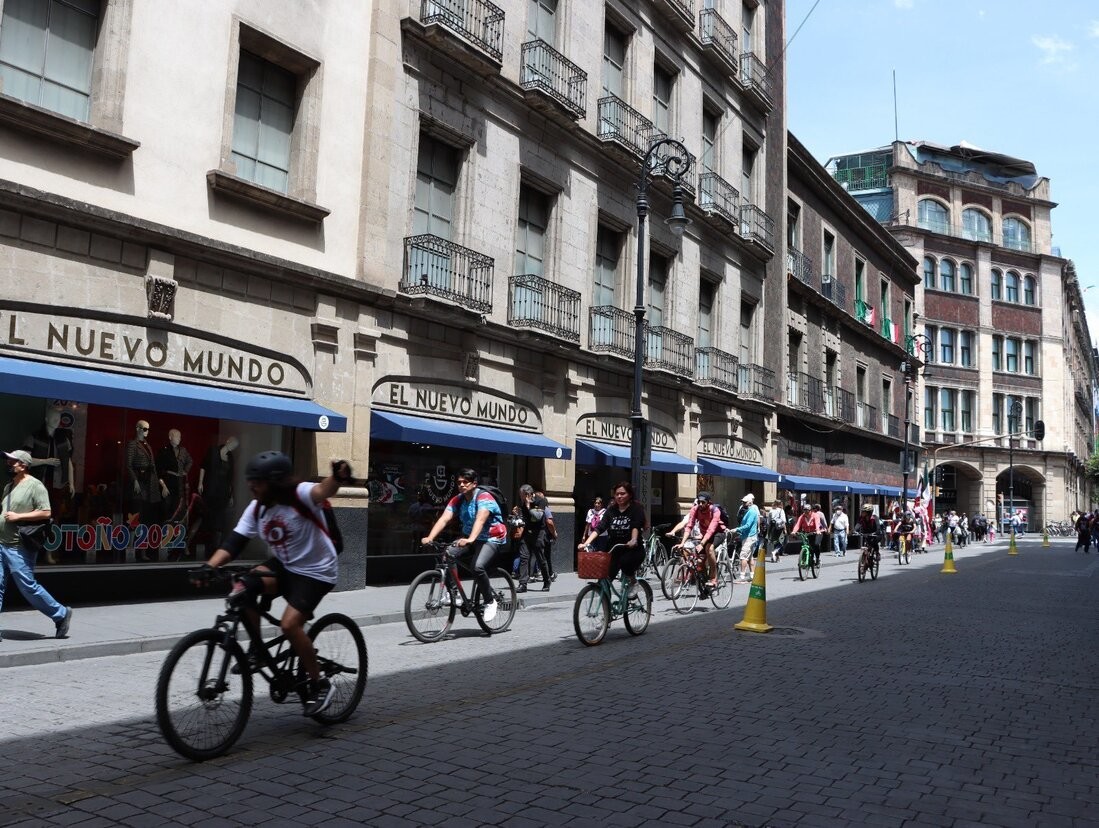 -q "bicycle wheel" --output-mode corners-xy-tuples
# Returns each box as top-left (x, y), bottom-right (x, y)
(710, 561), (735, 609)
(474, 568), (518, 635)
(573, 583), (610, 646)
(902, 540), (910, 565)
(810, 551), (820, 579)
(623, 579), (653, 636)
(660, 558), (679, 600)
(797, 551), (808, 581)
(156, 628), (253, 761)
(670, 565), (698, 614)
(306, 613), (368, 724)
(871, 550), (880, 580)
(404, 570), (456, 643)
(857, 554), (867, 582)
